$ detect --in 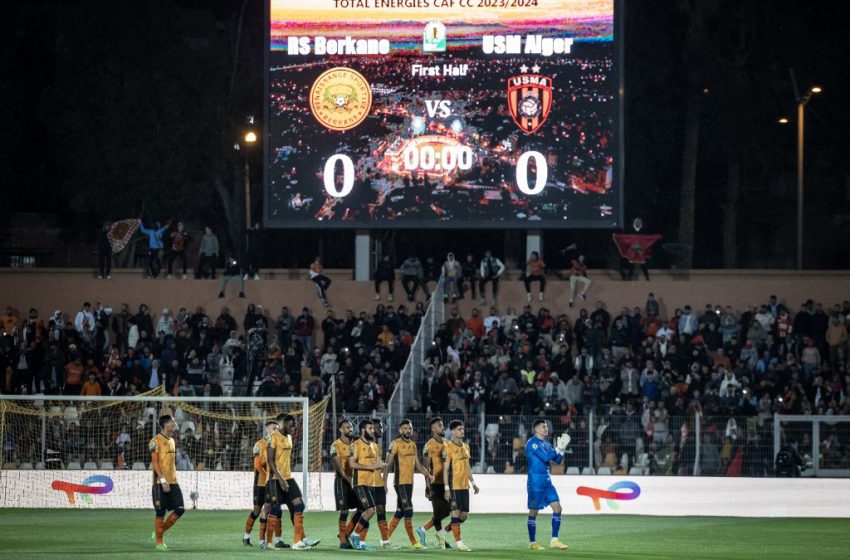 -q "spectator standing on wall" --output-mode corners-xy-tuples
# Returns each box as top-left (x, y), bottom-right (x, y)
(442, 253), (462, 303)
(400, 255), (426, 301)
(217, 254), (245, 299)
(196, 226), (219, 279)
(460, 253), (478, 300)
(167, 221), (191, 279)
(423, 256), (440, 296)
(309, 256), (331, 307)
(566, 251), (590, 308)
(374, 253), (396, 302)
(97, 222), (113, 279)
(478, 250), (505, 306)
(139, 220), (168, 278)
(524, 251), (547, 303)
(243, 222), (262, 281)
